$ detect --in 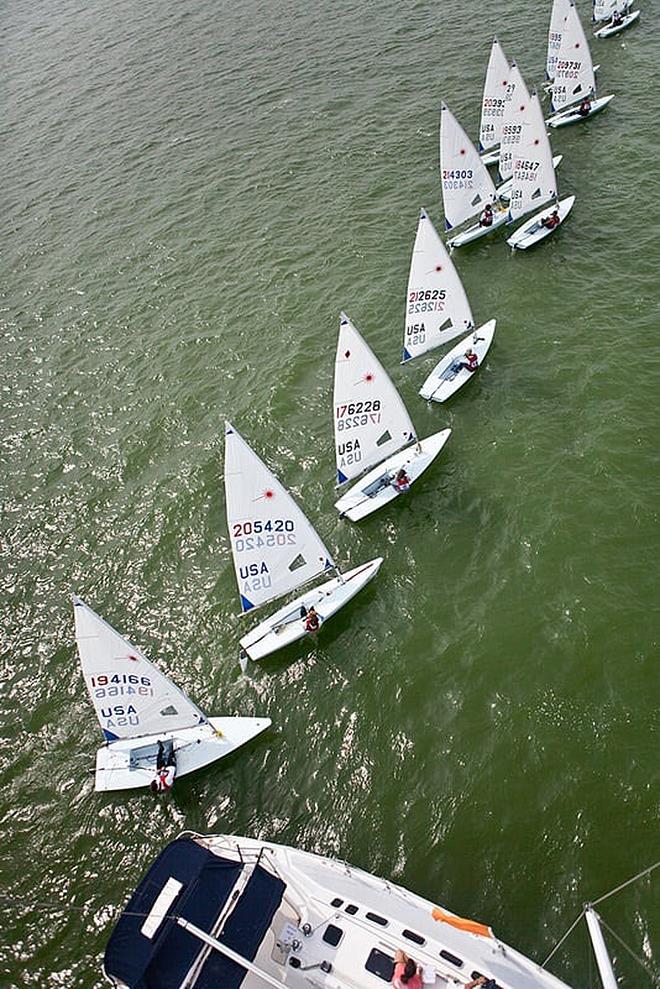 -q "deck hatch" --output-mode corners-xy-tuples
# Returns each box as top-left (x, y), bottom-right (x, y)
(322, 924), (344, 947)
(365, 947), (395, 982)
(440, 949), (464, 967)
